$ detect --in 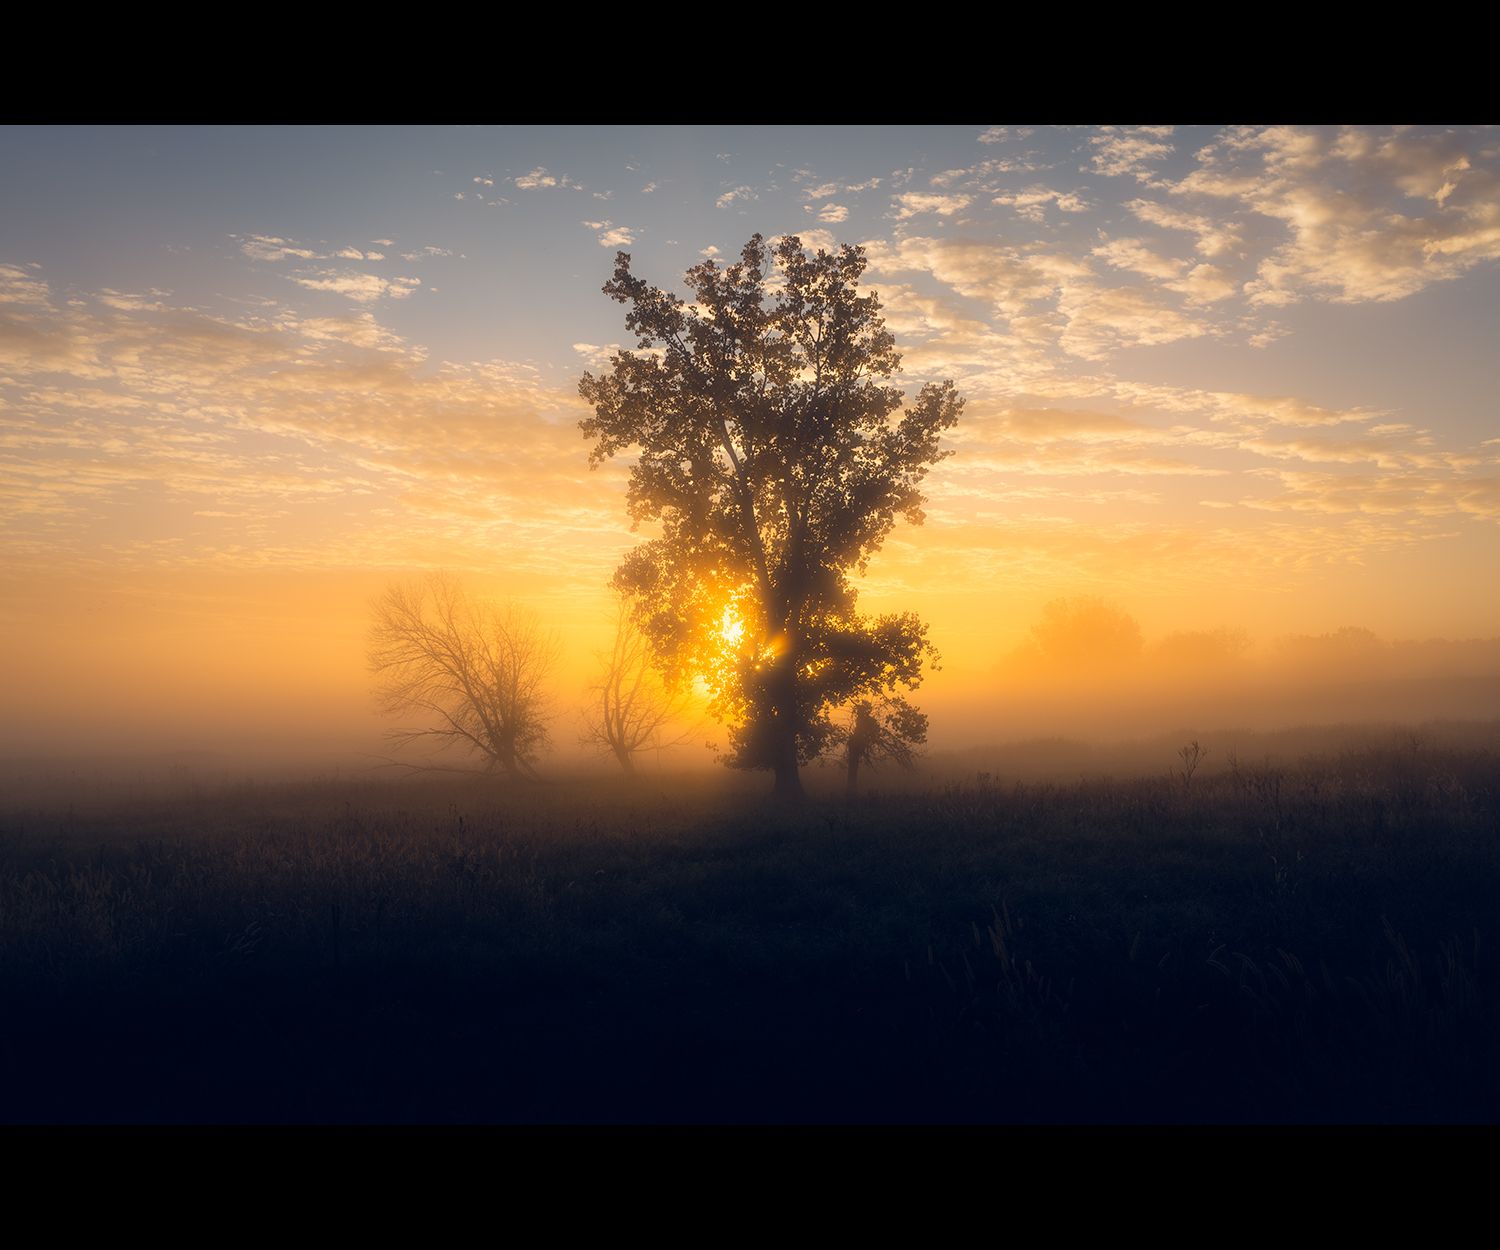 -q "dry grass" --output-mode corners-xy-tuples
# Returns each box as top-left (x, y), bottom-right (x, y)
(1, 730), (1497, 1122)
